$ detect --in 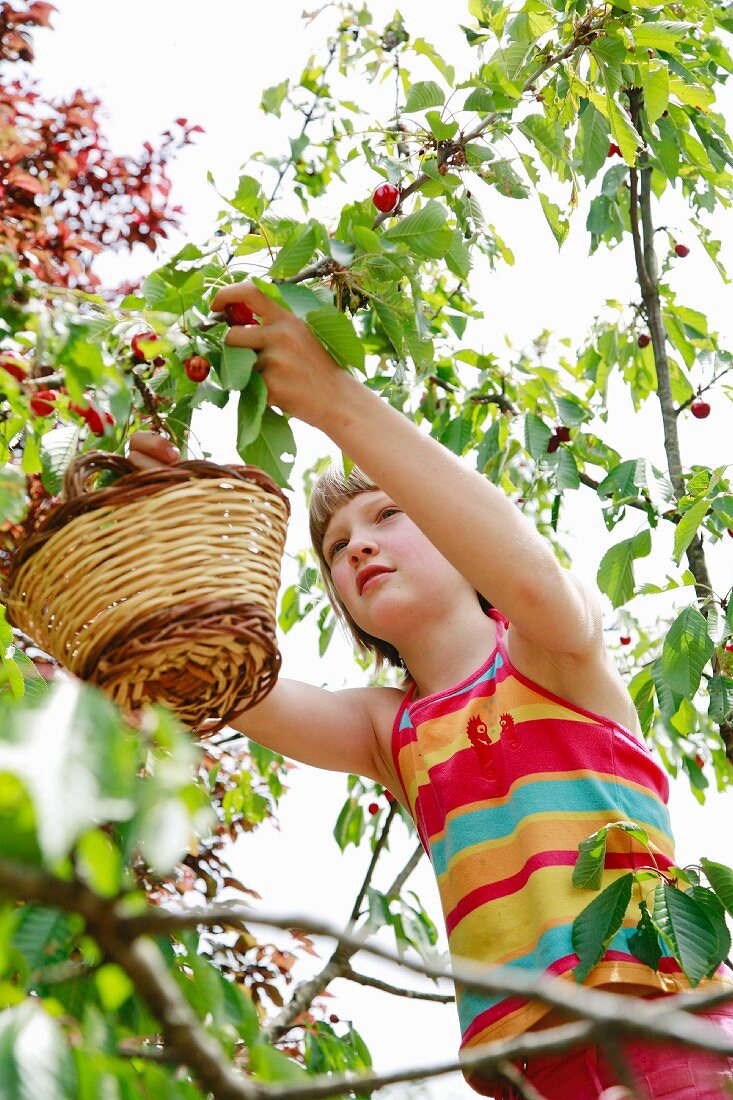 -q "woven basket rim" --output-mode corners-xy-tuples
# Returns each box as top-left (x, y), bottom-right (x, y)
(8, 452), (291, 580)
